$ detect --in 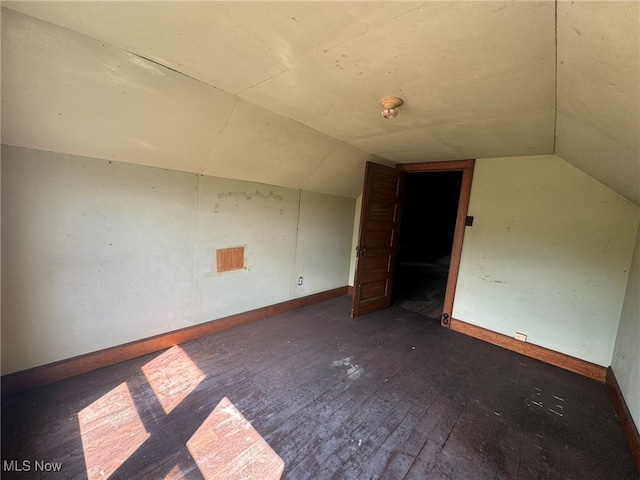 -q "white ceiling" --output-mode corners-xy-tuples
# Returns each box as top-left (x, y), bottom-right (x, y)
(1, 2), (638, 202)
